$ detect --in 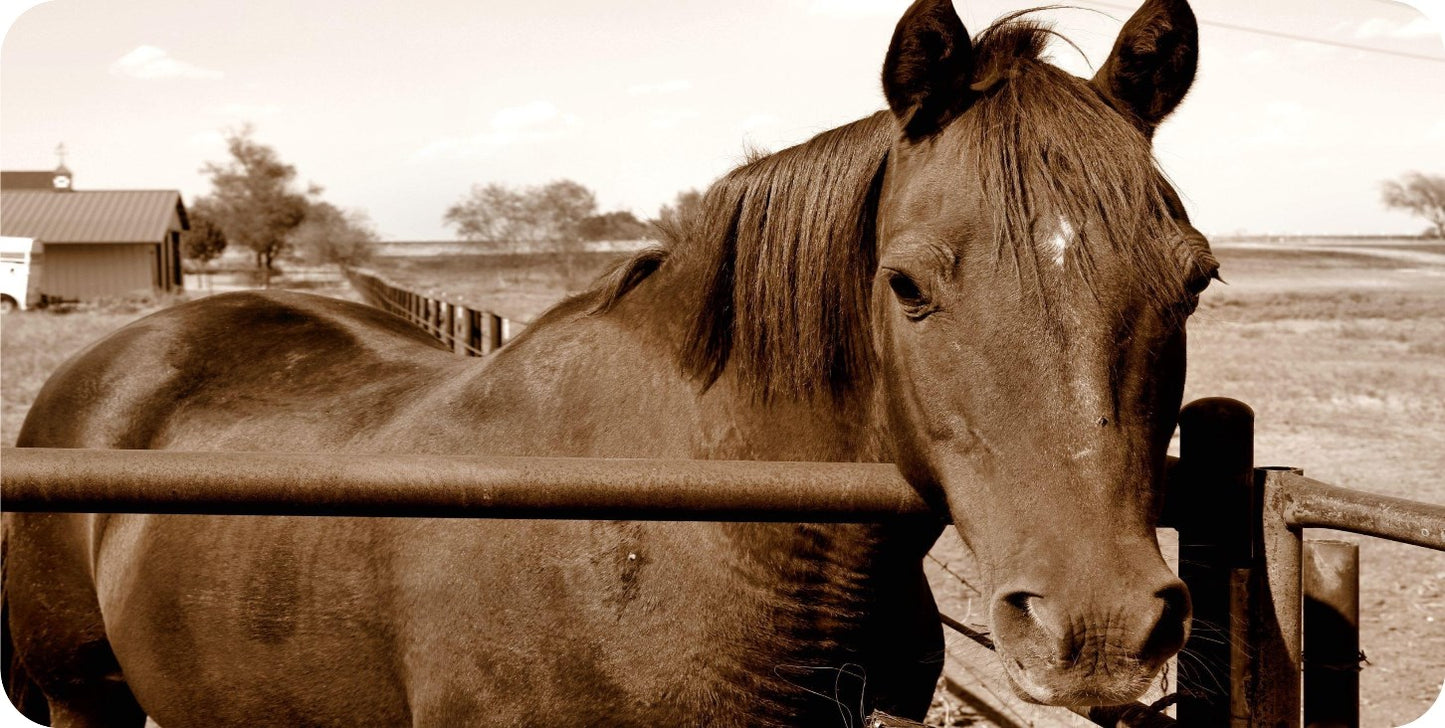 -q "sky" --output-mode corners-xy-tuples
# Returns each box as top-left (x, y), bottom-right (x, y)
(1, 0), (1443, 240)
